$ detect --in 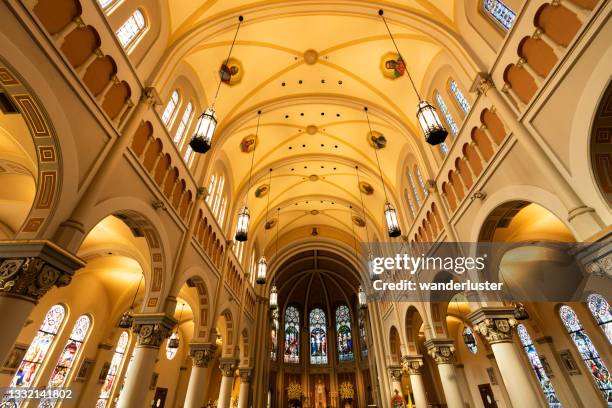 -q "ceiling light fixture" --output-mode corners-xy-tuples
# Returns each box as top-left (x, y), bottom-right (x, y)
(118, 275), (143, 328)
(168, 302), (185, 350)
(257, 168), (273, 285)
(354, 166), (377, 281)
(378, 10), (448, 146)
(235, 110), (261, 242)
(189, 15), (244, 153)
(270, 207), (281, 310)
(364, 107), (402, 238)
